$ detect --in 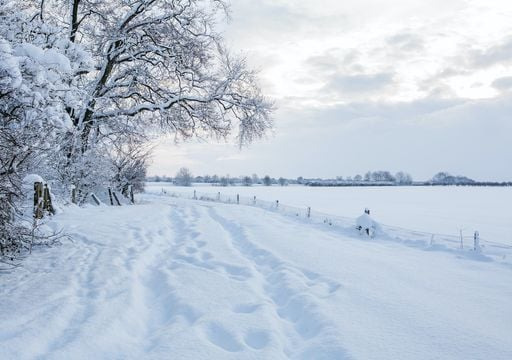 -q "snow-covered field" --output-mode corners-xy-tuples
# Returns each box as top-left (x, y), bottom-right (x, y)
(1, 192), (512, 359)
(147, 183), (512, 245)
